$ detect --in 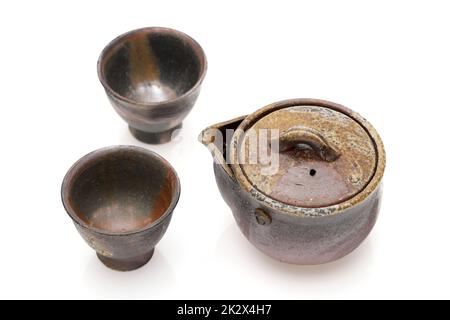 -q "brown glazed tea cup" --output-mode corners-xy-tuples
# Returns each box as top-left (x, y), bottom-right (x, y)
(61, 146), (180, 271)
(98, 27), (207, 144)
